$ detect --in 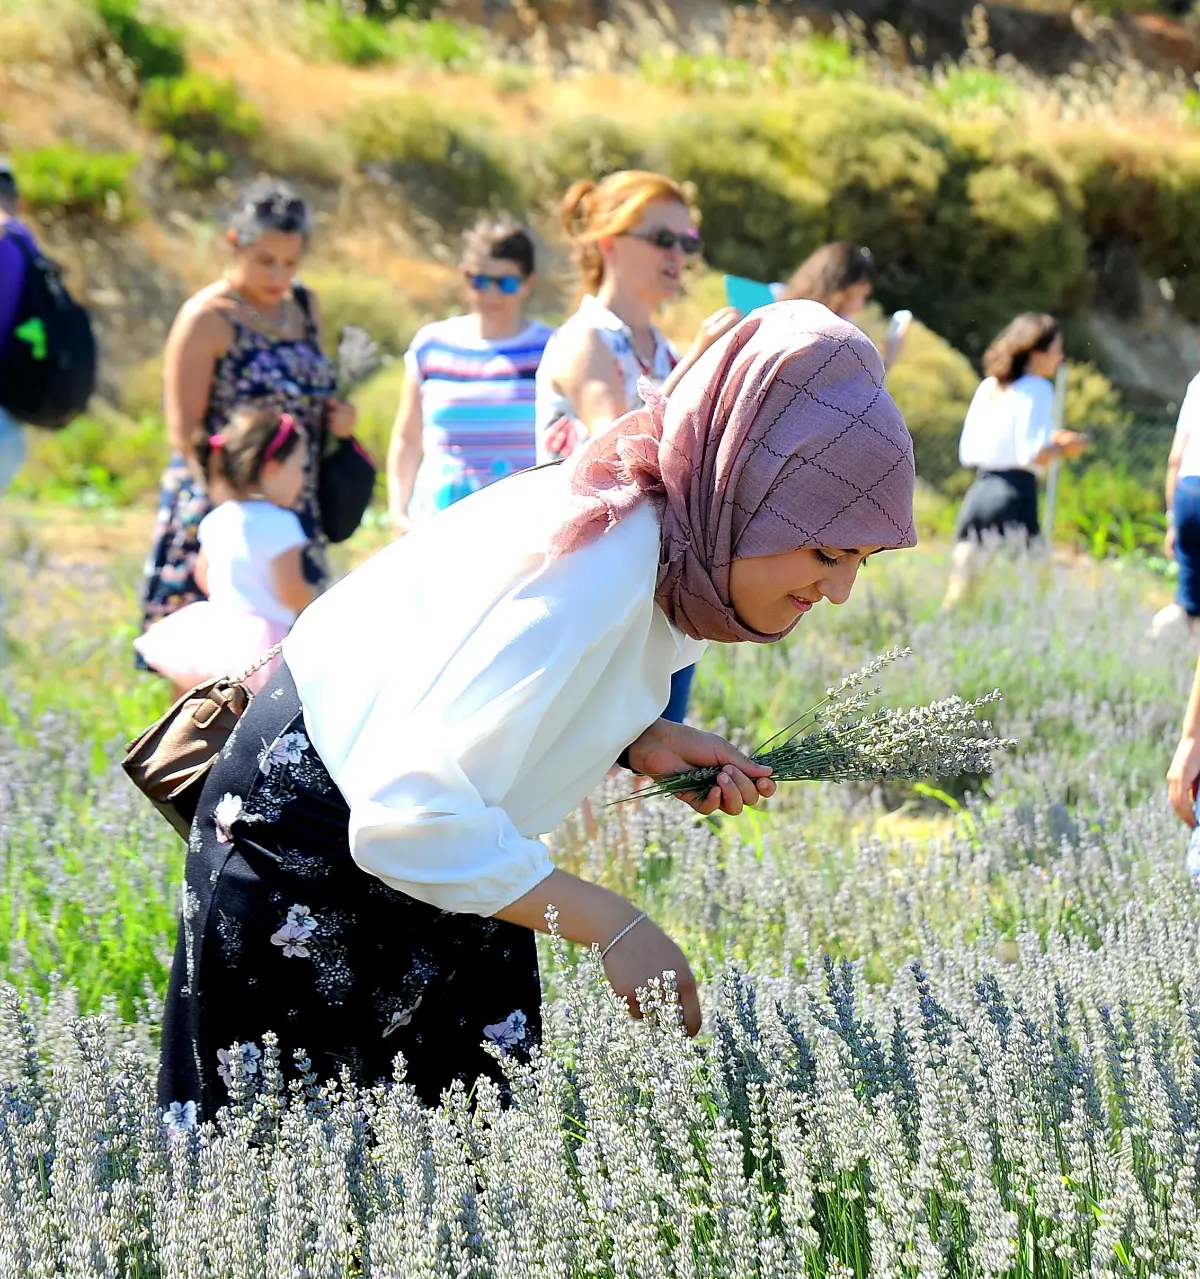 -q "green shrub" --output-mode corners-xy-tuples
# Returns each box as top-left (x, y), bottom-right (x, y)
(12, 143), (138, 219)
(638, 48), (756, 95)
(344, 96), (525, 228)
(862, 310), (980, 492)
(653, 117), (825, 283)
(1055, 462), (1167, 558)
(14, 407), (168, 505)
(306, 0), (394, 65)
(1062, 130), (1200, 323)
(94, 0), (186, 81)
(301, 267), (426, 360)
(388, 16), (482, 69)
(536, 116), (647, 195)
(138, 71), (261, 187)
(746, 88), (1088, 358)
(770, 32), (864, 86)
(926, 65), (1018, 113)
